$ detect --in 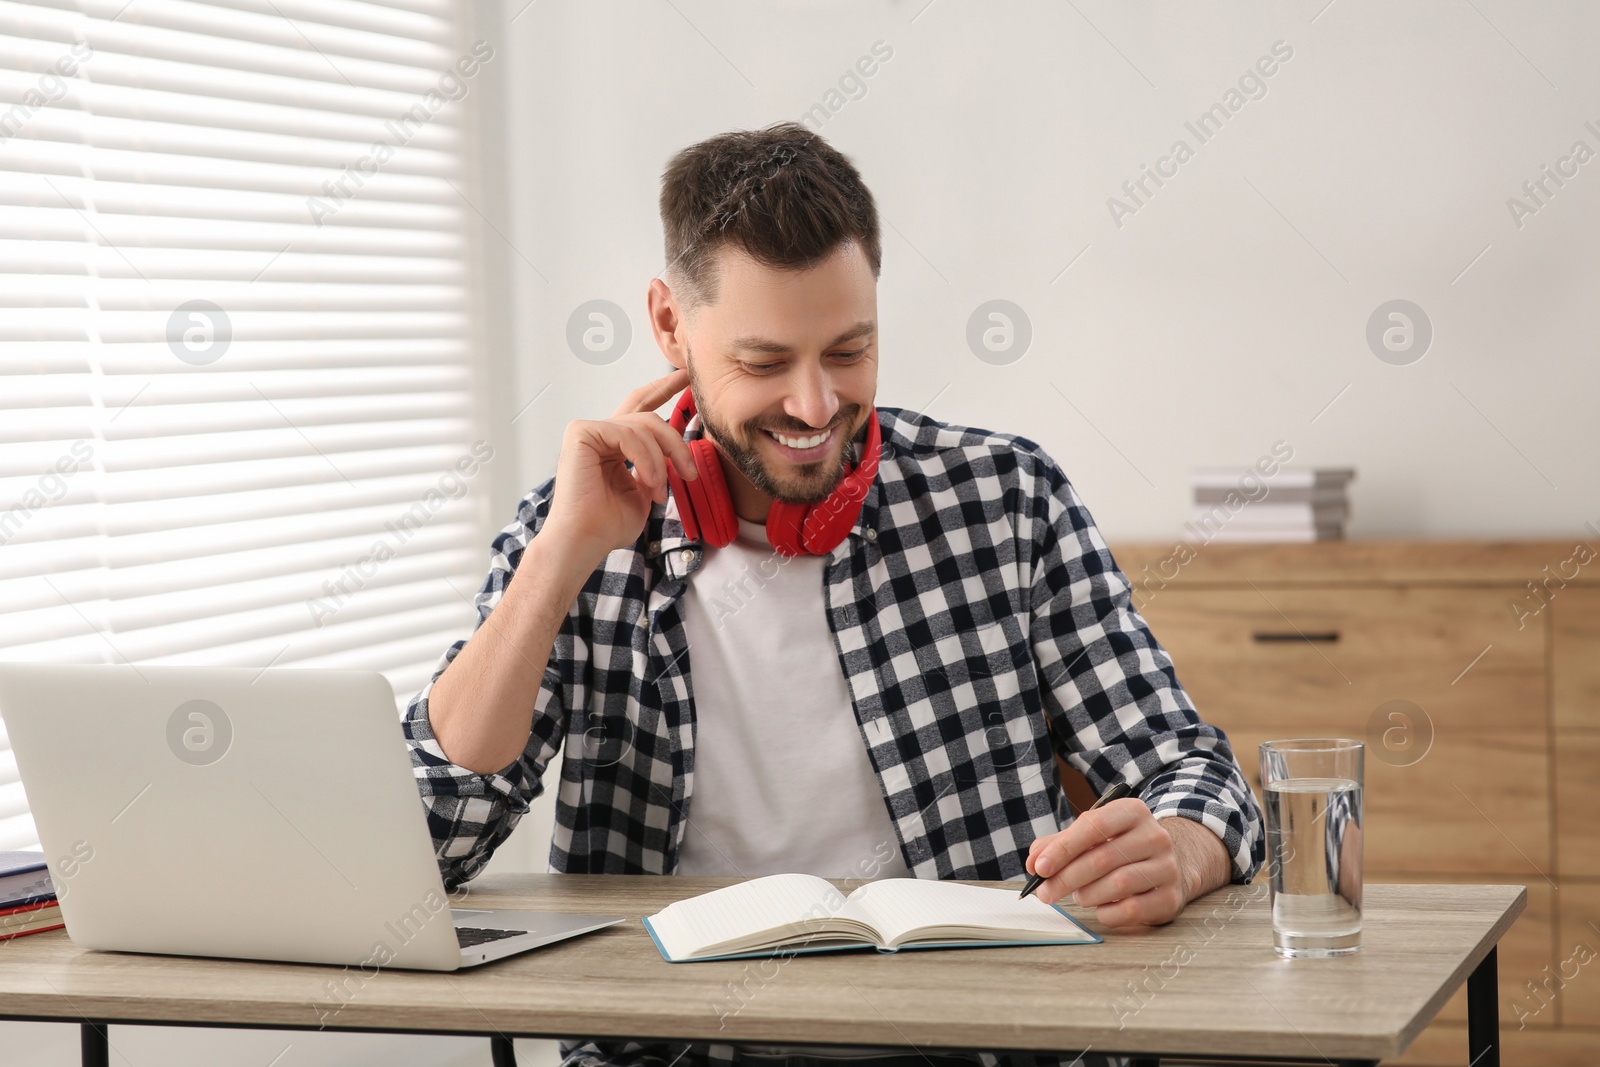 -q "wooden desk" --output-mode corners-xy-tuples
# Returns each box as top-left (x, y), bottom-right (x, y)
(0, 876), (1523, 1066)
